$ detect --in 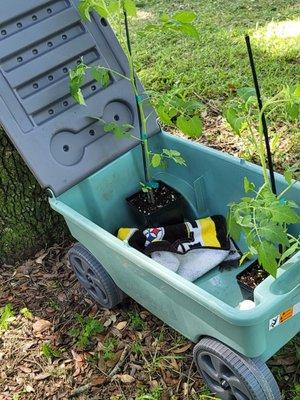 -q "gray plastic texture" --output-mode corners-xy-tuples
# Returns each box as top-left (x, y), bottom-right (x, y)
(0, 0), (160, 196)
